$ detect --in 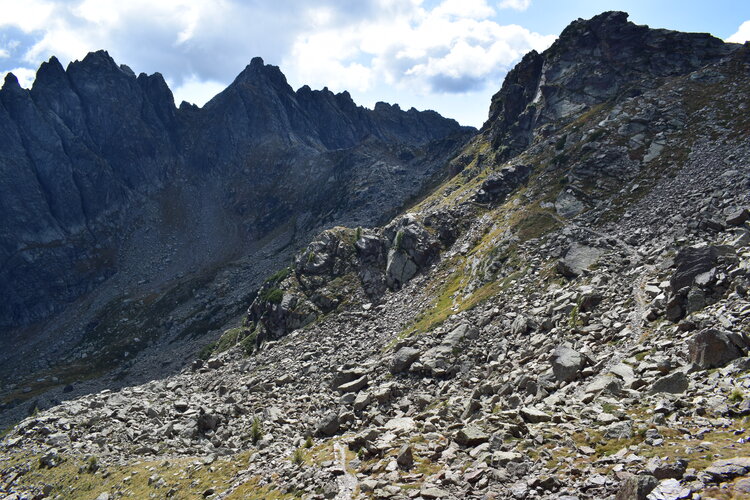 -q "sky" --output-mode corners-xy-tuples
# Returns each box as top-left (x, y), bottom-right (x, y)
(1, 0), (749, 128)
